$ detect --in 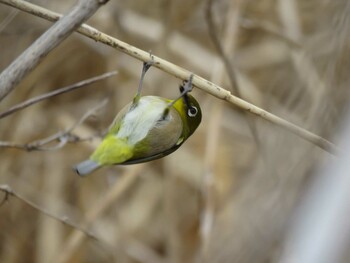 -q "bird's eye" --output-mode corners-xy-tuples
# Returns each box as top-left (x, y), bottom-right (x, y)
(188, 106), (198, 117)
